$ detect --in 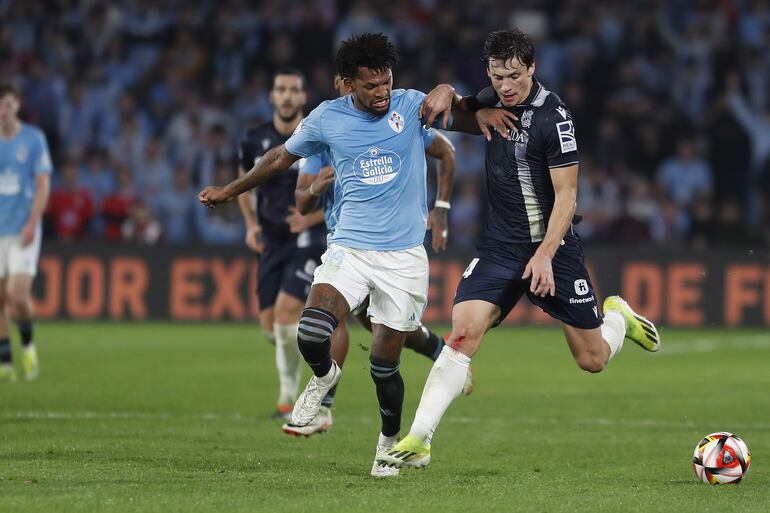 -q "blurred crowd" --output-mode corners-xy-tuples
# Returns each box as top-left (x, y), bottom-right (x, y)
(3, 0), (769, 249)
